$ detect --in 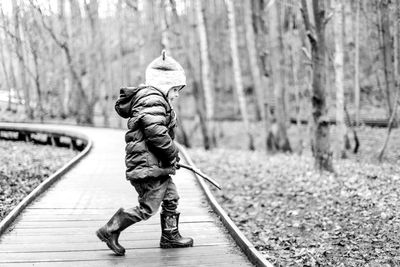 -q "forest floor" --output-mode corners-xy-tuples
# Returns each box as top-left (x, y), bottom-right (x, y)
(2, 106), (400, 265)
(188, 126), (400, 267)
(0, 140), (78, 221)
